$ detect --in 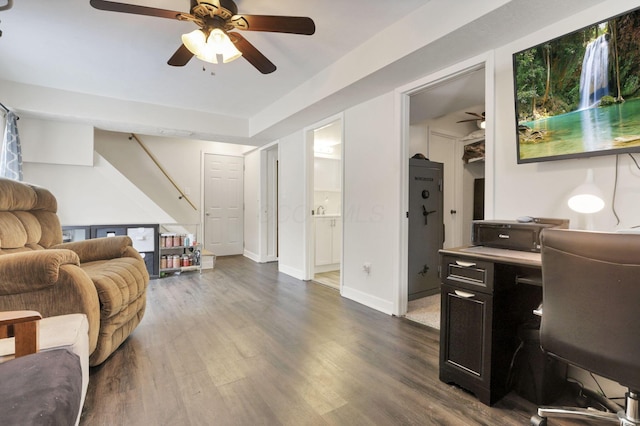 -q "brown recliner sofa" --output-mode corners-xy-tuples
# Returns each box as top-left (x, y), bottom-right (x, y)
(0, 178), (149, 366)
